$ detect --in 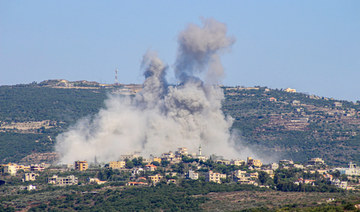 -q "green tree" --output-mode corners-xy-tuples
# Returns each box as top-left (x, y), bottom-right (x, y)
(258, 171), (270, 185)
(126, 160), (134, 169)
